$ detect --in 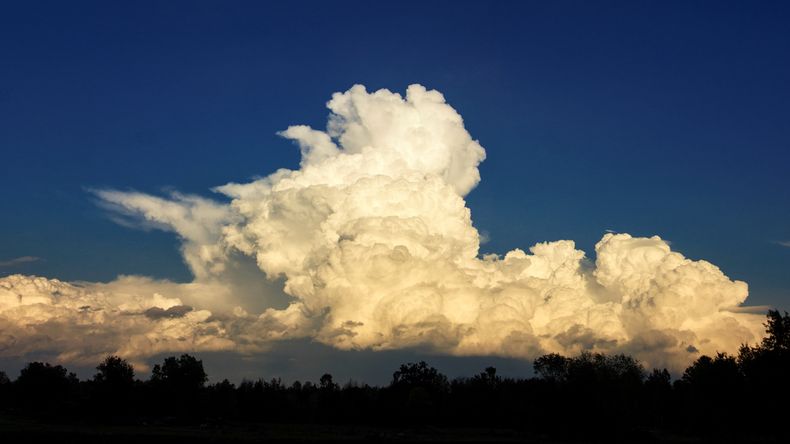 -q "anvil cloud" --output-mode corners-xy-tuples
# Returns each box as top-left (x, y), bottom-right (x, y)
(0, 85), (765, 371)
